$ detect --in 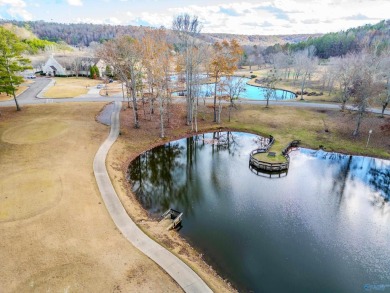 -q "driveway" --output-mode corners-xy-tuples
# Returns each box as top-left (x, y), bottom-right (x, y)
(0, 78), (120, 107)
